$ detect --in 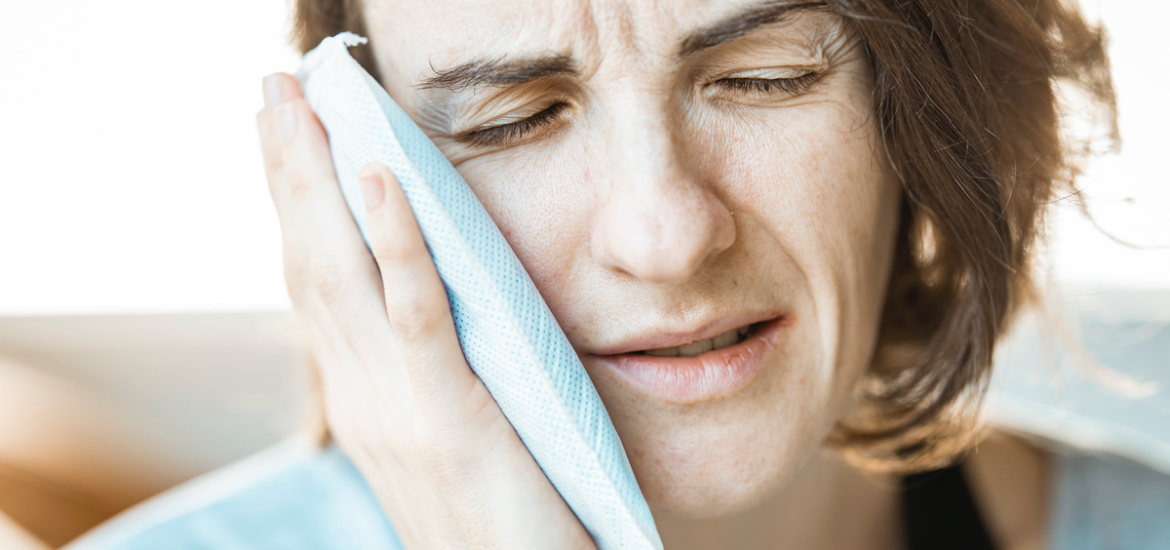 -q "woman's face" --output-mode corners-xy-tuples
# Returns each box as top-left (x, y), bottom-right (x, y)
(365, 0), (901, 517)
